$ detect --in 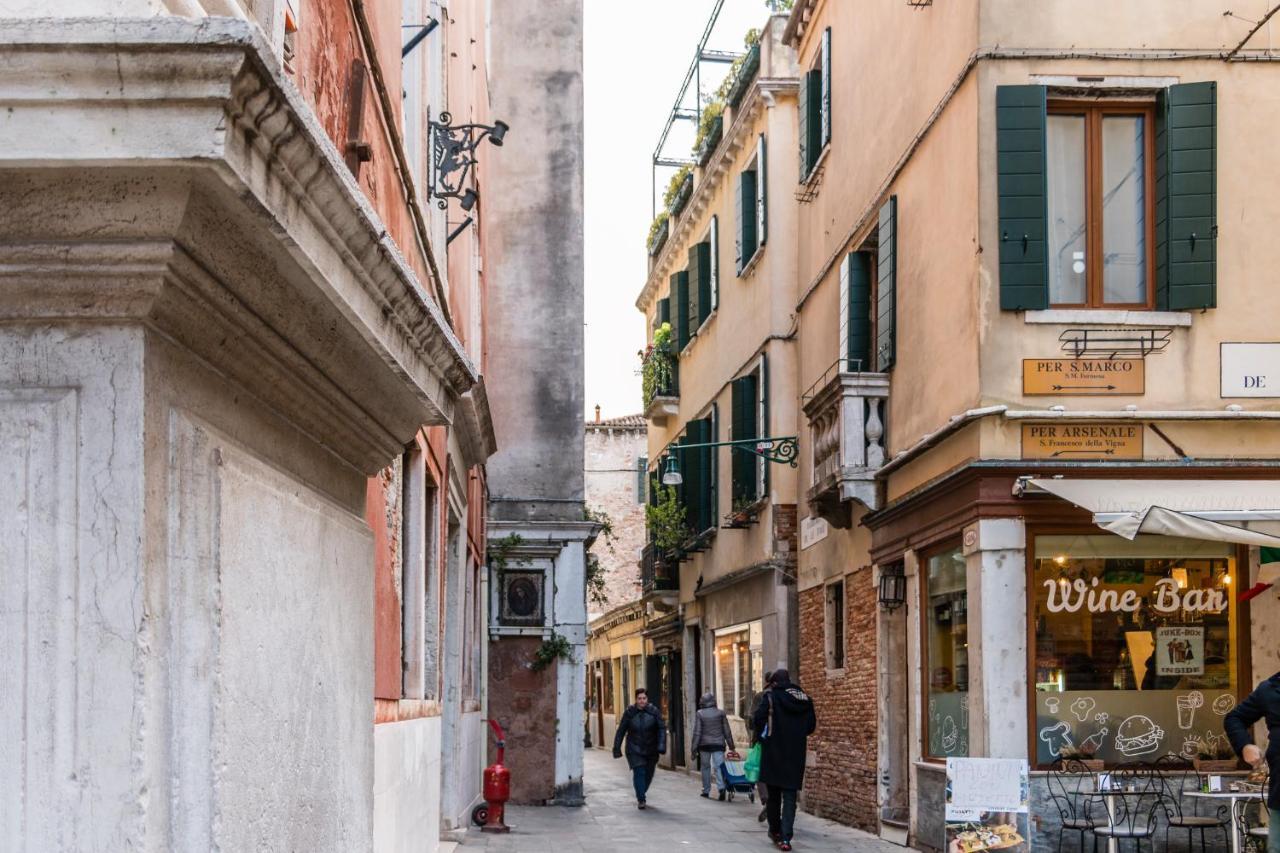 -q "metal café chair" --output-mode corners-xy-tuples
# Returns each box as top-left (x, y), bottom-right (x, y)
(1047, 758), (1103, 852)
(1238, 797), (1271, 853)
(1153, 753), (1229, 852)
(1088, 764), (1164, 853)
